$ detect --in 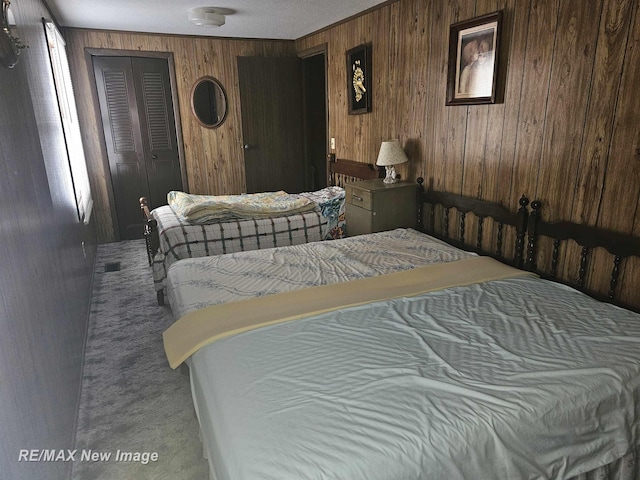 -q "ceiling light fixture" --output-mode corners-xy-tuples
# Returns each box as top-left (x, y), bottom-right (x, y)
(189, 7), (226, 28)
